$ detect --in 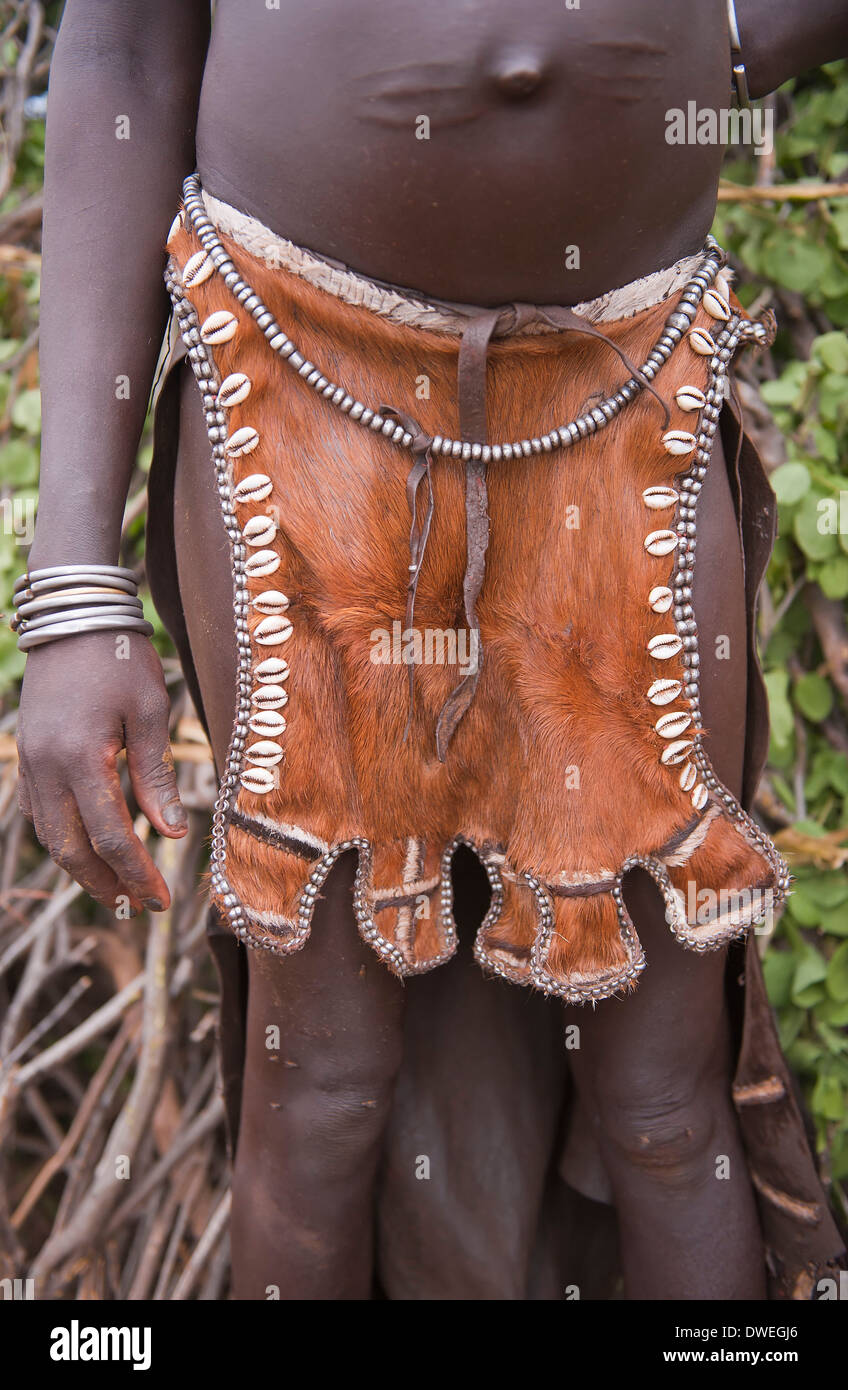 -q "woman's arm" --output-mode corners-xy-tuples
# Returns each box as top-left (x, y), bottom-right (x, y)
(34, 0), (209, 565)
(735, 0), (848, 98)
(17, 0), (210, 914)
